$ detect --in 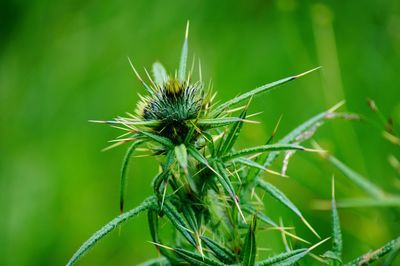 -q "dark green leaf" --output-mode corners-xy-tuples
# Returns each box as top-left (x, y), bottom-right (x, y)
(256, 248), (307, 266)
(242, 216), (257, 266)
(174, 248), (225, 266)
(218, 109), (247, 156)
(201, 236), (237, 264)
